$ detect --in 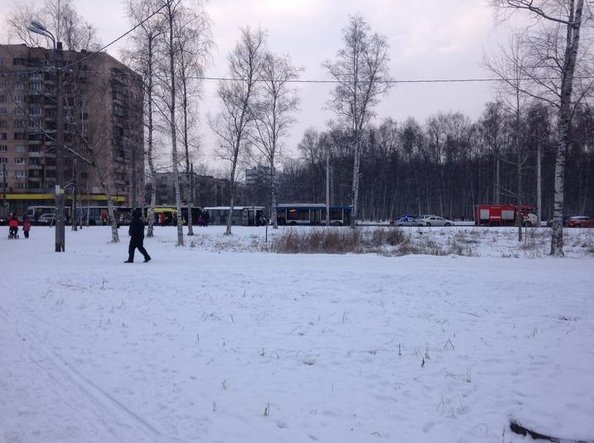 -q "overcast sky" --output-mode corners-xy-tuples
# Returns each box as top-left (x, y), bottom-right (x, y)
(2, 0), (517, 172)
